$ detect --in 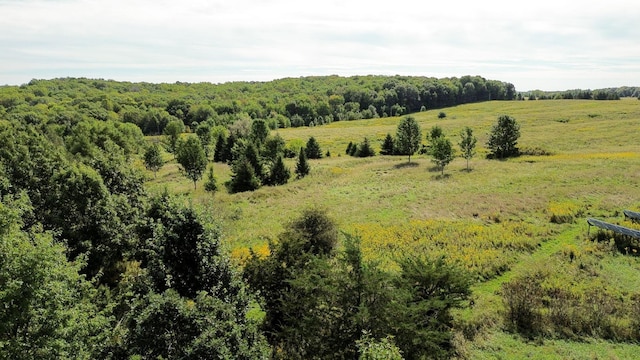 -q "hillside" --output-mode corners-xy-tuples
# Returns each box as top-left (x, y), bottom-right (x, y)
(2, 74), (640, 358)
(150, 98), (640, 357)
